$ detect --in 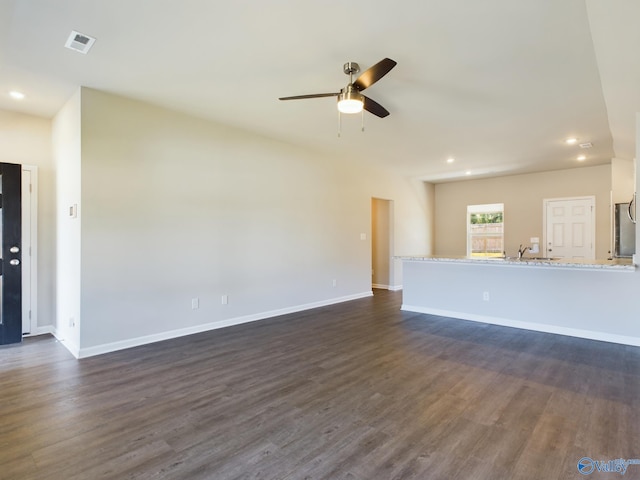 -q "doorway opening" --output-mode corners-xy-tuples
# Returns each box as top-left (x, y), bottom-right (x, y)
(371, 198), (396, 290)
